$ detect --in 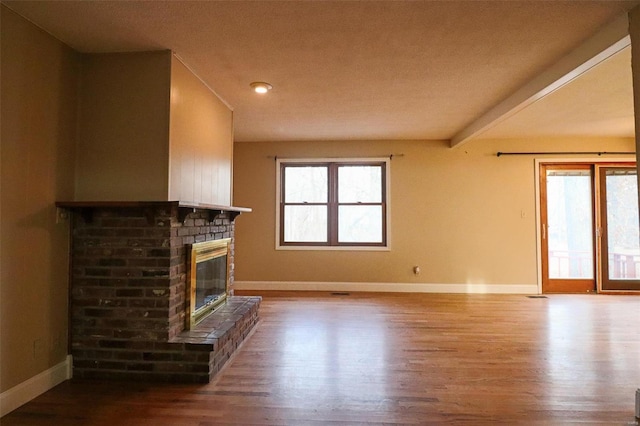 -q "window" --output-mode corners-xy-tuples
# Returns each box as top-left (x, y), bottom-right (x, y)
(276, 158), (389, 249)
